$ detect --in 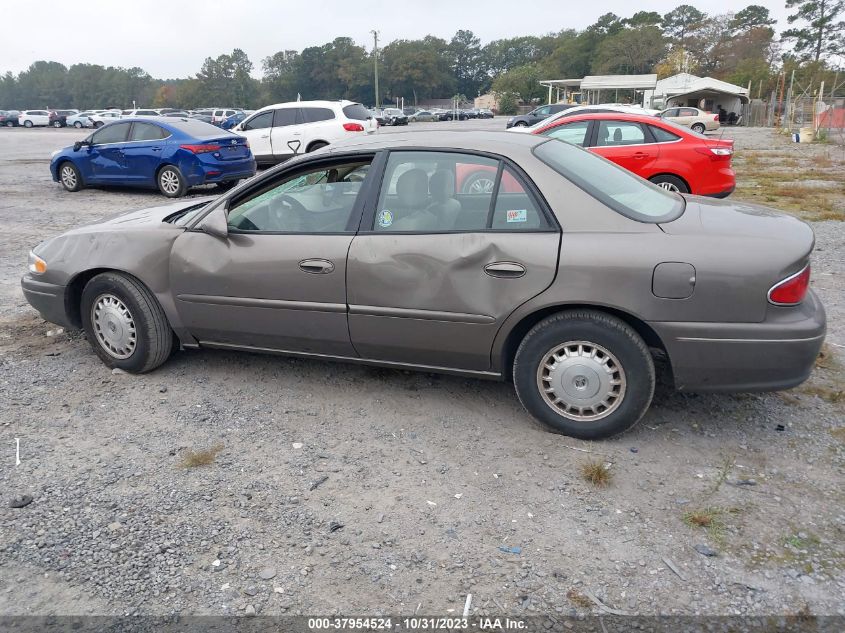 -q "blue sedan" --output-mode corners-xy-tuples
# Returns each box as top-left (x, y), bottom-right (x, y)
(50, 118), (256, 197)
